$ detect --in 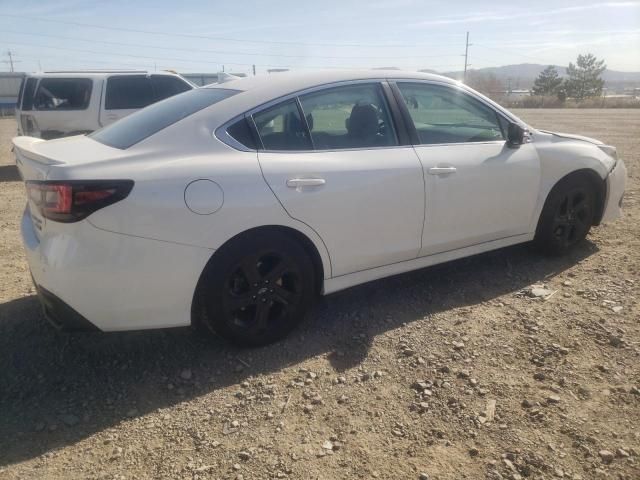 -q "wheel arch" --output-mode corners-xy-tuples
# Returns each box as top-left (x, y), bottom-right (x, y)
(537, 168), (607, 230)
(191, 225), (327, 325)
